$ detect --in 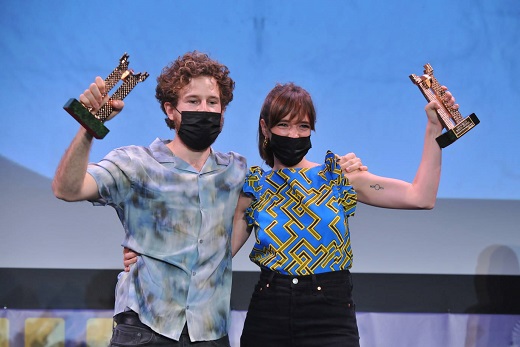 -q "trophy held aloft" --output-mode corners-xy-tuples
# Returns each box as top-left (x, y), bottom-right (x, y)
(64, 53), (149, 139)
(410, 63), (479, 148)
